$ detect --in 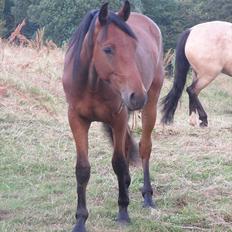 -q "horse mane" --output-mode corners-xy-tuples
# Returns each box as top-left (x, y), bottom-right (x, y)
(67, 9), (137, 80)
